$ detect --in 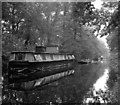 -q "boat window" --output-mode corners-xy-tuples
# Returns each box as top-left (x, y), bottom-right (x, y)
(45, 54), (51, 61)
(69, 55), (72, 59)
(34, 54), (43, 61)
(72, 55), (75, 59)
(39, 55), (43, 61)
(63, 55), (65, 59)
(15, 53), (25, 61)
(65, 55), (68, 60)
(59, 55), (61, 60)
(60, 55), (63, 60)
(61, 55), (63, 60)
(59, 55), (62, 60)
(58, 55), (61, 60)
(63, 55), (65, 60)
(67, 55), (69, 59)
(50, 54), (53, 60)
(10, 54), (15, 61)
(25, 53), (35, 62)
(64, 55), (66, 60)
(58, 55), (60, 60)
(67, 55), (70, 59)
(42, 54), (46, 61)
(53, 55), (55, 60)
(53, 55), (59, 60)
